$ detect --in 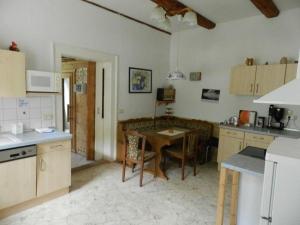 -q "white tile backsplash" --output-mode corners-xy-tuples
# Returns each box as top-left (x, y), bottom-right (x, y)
(3, 109), (17, 120)
(2, 98), (17, 109)
(0, 96), (55, 132)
